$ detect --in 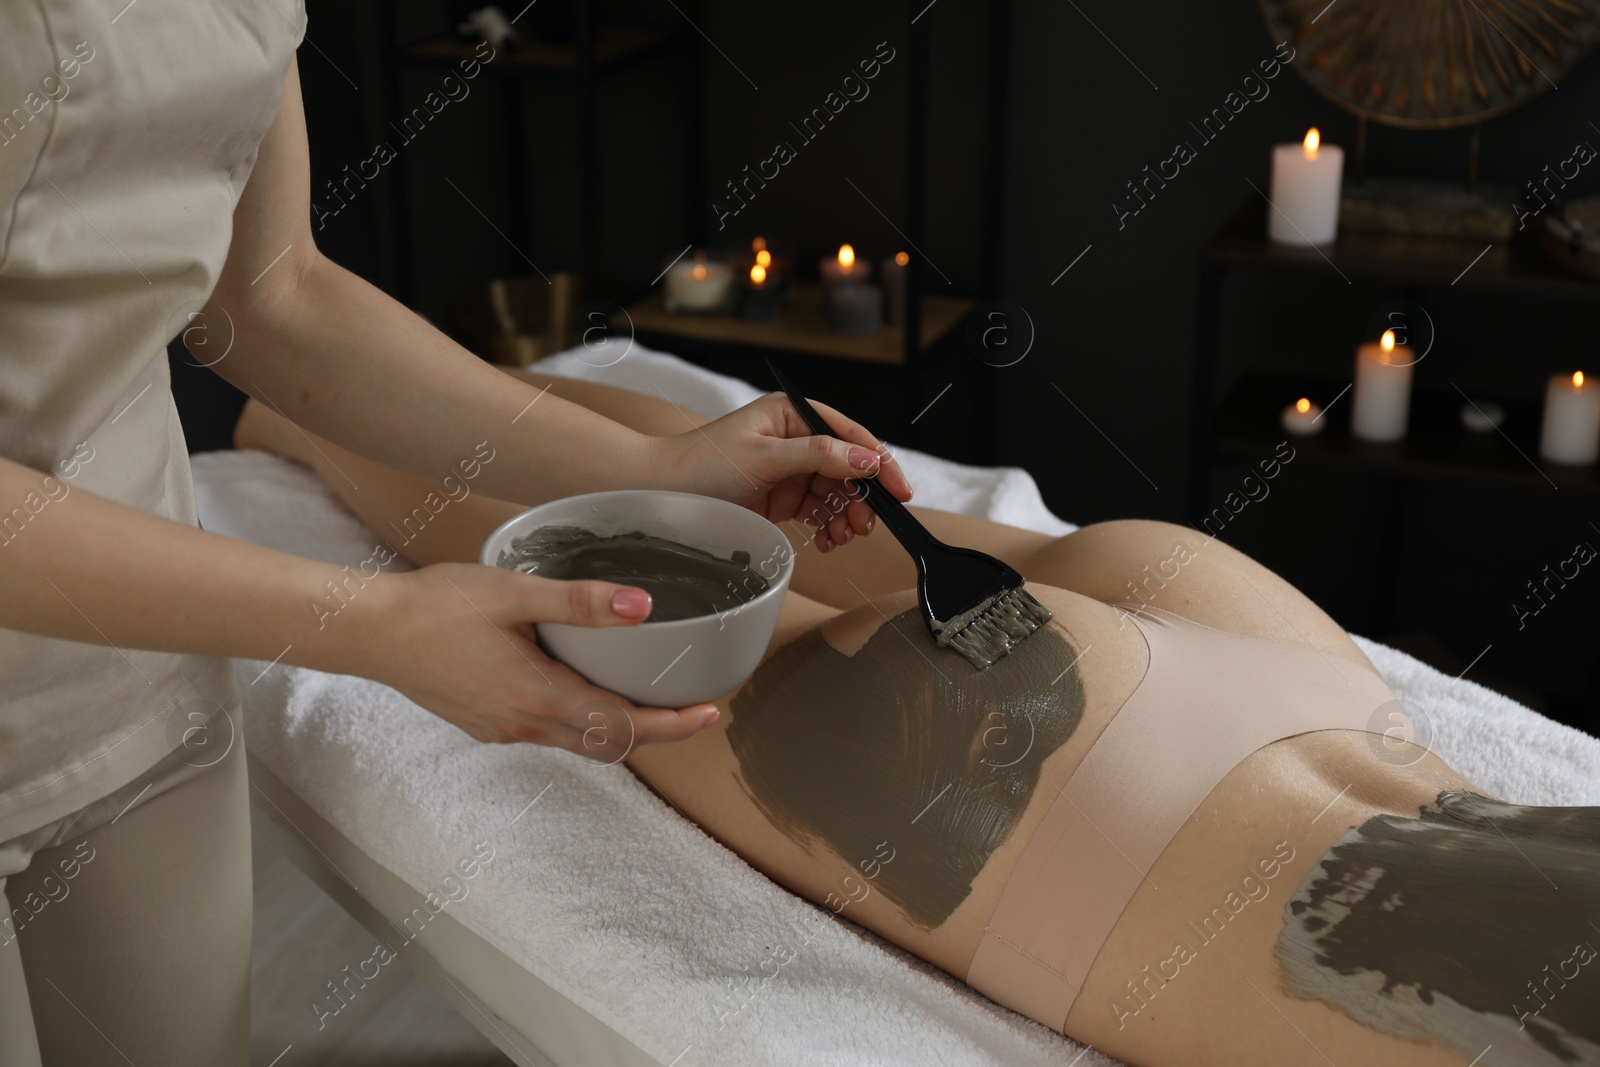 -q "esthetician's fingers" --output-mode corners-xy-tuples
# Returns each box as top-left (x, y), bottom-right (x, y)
(375, 564), (721, 751)
(790, 472), (874, 552)
(767, 474), (844, 552)
(498, 575), (722, 747)
(843, 494), (876, 540)
(779, 397), (913, 503)
(563, 694), (720, 762)
(813, 471), (878, 542)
